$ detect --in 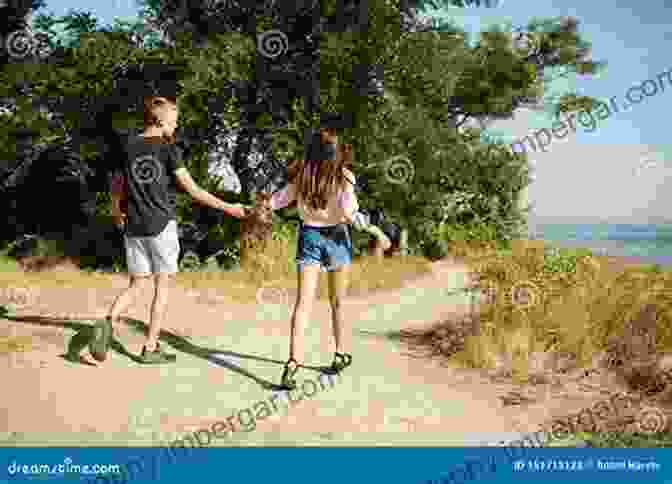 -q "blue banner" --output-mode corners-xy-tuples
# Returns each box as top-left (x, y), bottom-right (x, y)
(0, 448), (668, 484)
